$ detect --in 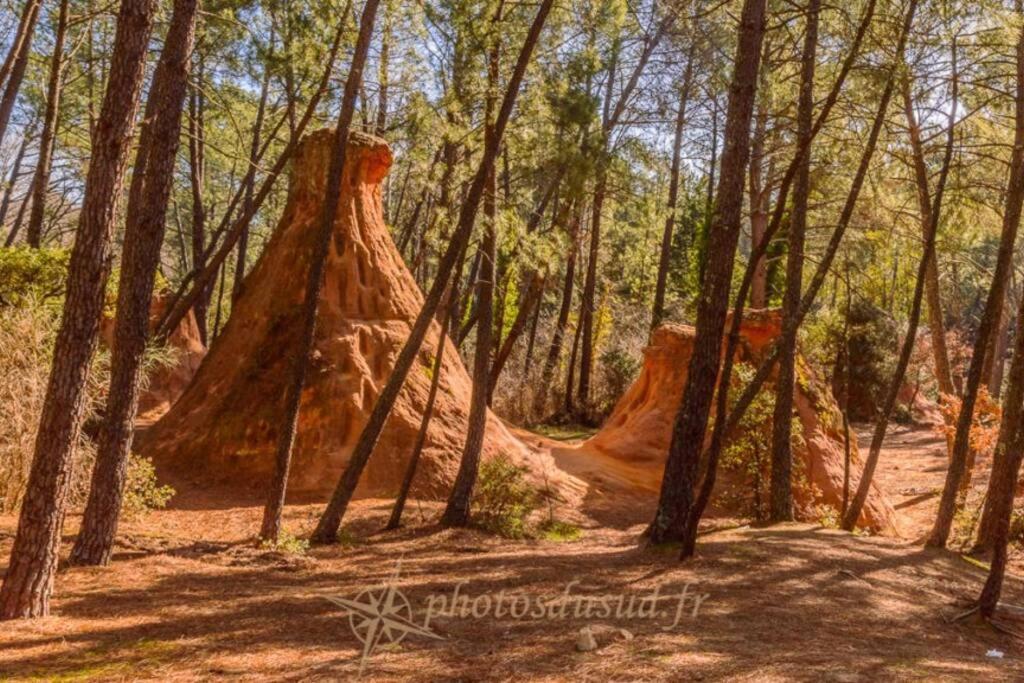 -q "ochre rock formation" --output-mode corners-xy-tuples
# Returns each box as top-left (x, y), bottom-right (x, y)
(100, 294), (206, 423)
(582, 310), (898, 534)
(139, 129), (574, 500)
